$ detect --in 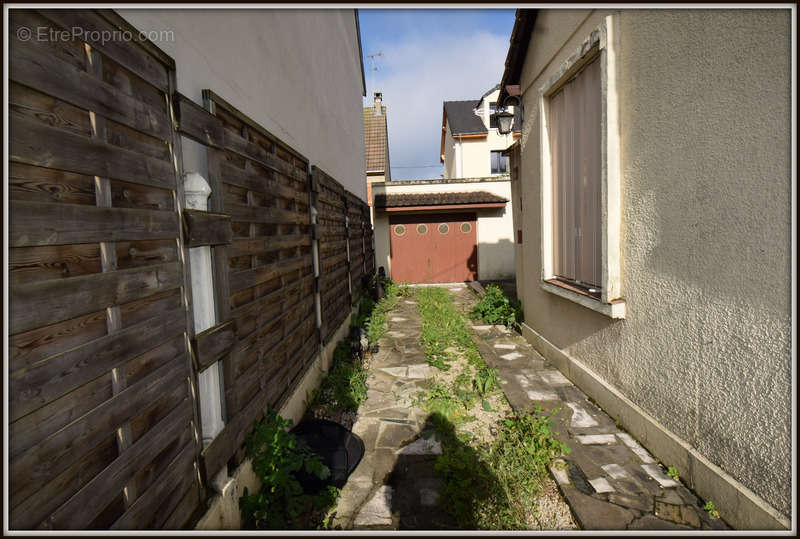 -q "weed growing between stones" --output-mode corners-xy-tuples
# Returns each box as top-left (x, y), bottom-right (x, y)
(414, 287), (572, 529)
(239, 409), (339, 529)
(417, 287), (484, 370)
(470, 283), (523, 329)
(307, 341), (368, 423)
(362, 279), (410, 344)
